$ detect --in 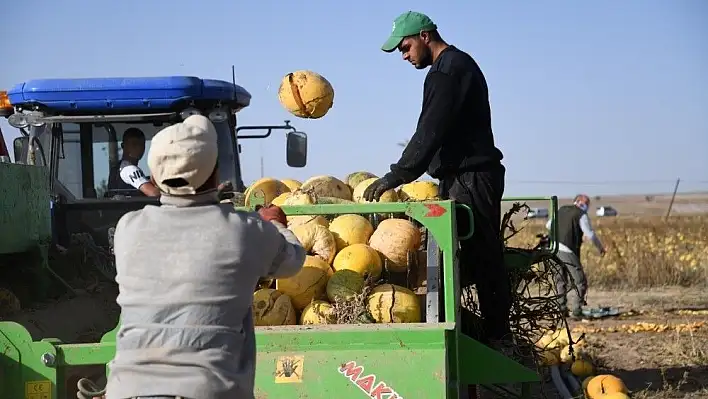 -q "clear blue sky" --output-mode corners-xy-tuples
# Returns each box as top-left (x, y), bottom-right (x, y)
(1, 0), (706, 197)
